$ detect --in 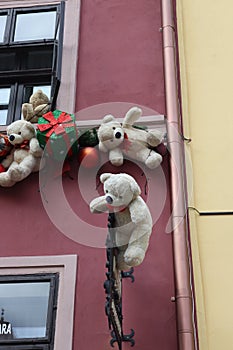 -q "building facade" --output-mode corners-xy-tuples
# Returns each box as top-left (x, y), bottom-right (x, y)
(177, 0), (233, 349)
(0, 0), (200, 349)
